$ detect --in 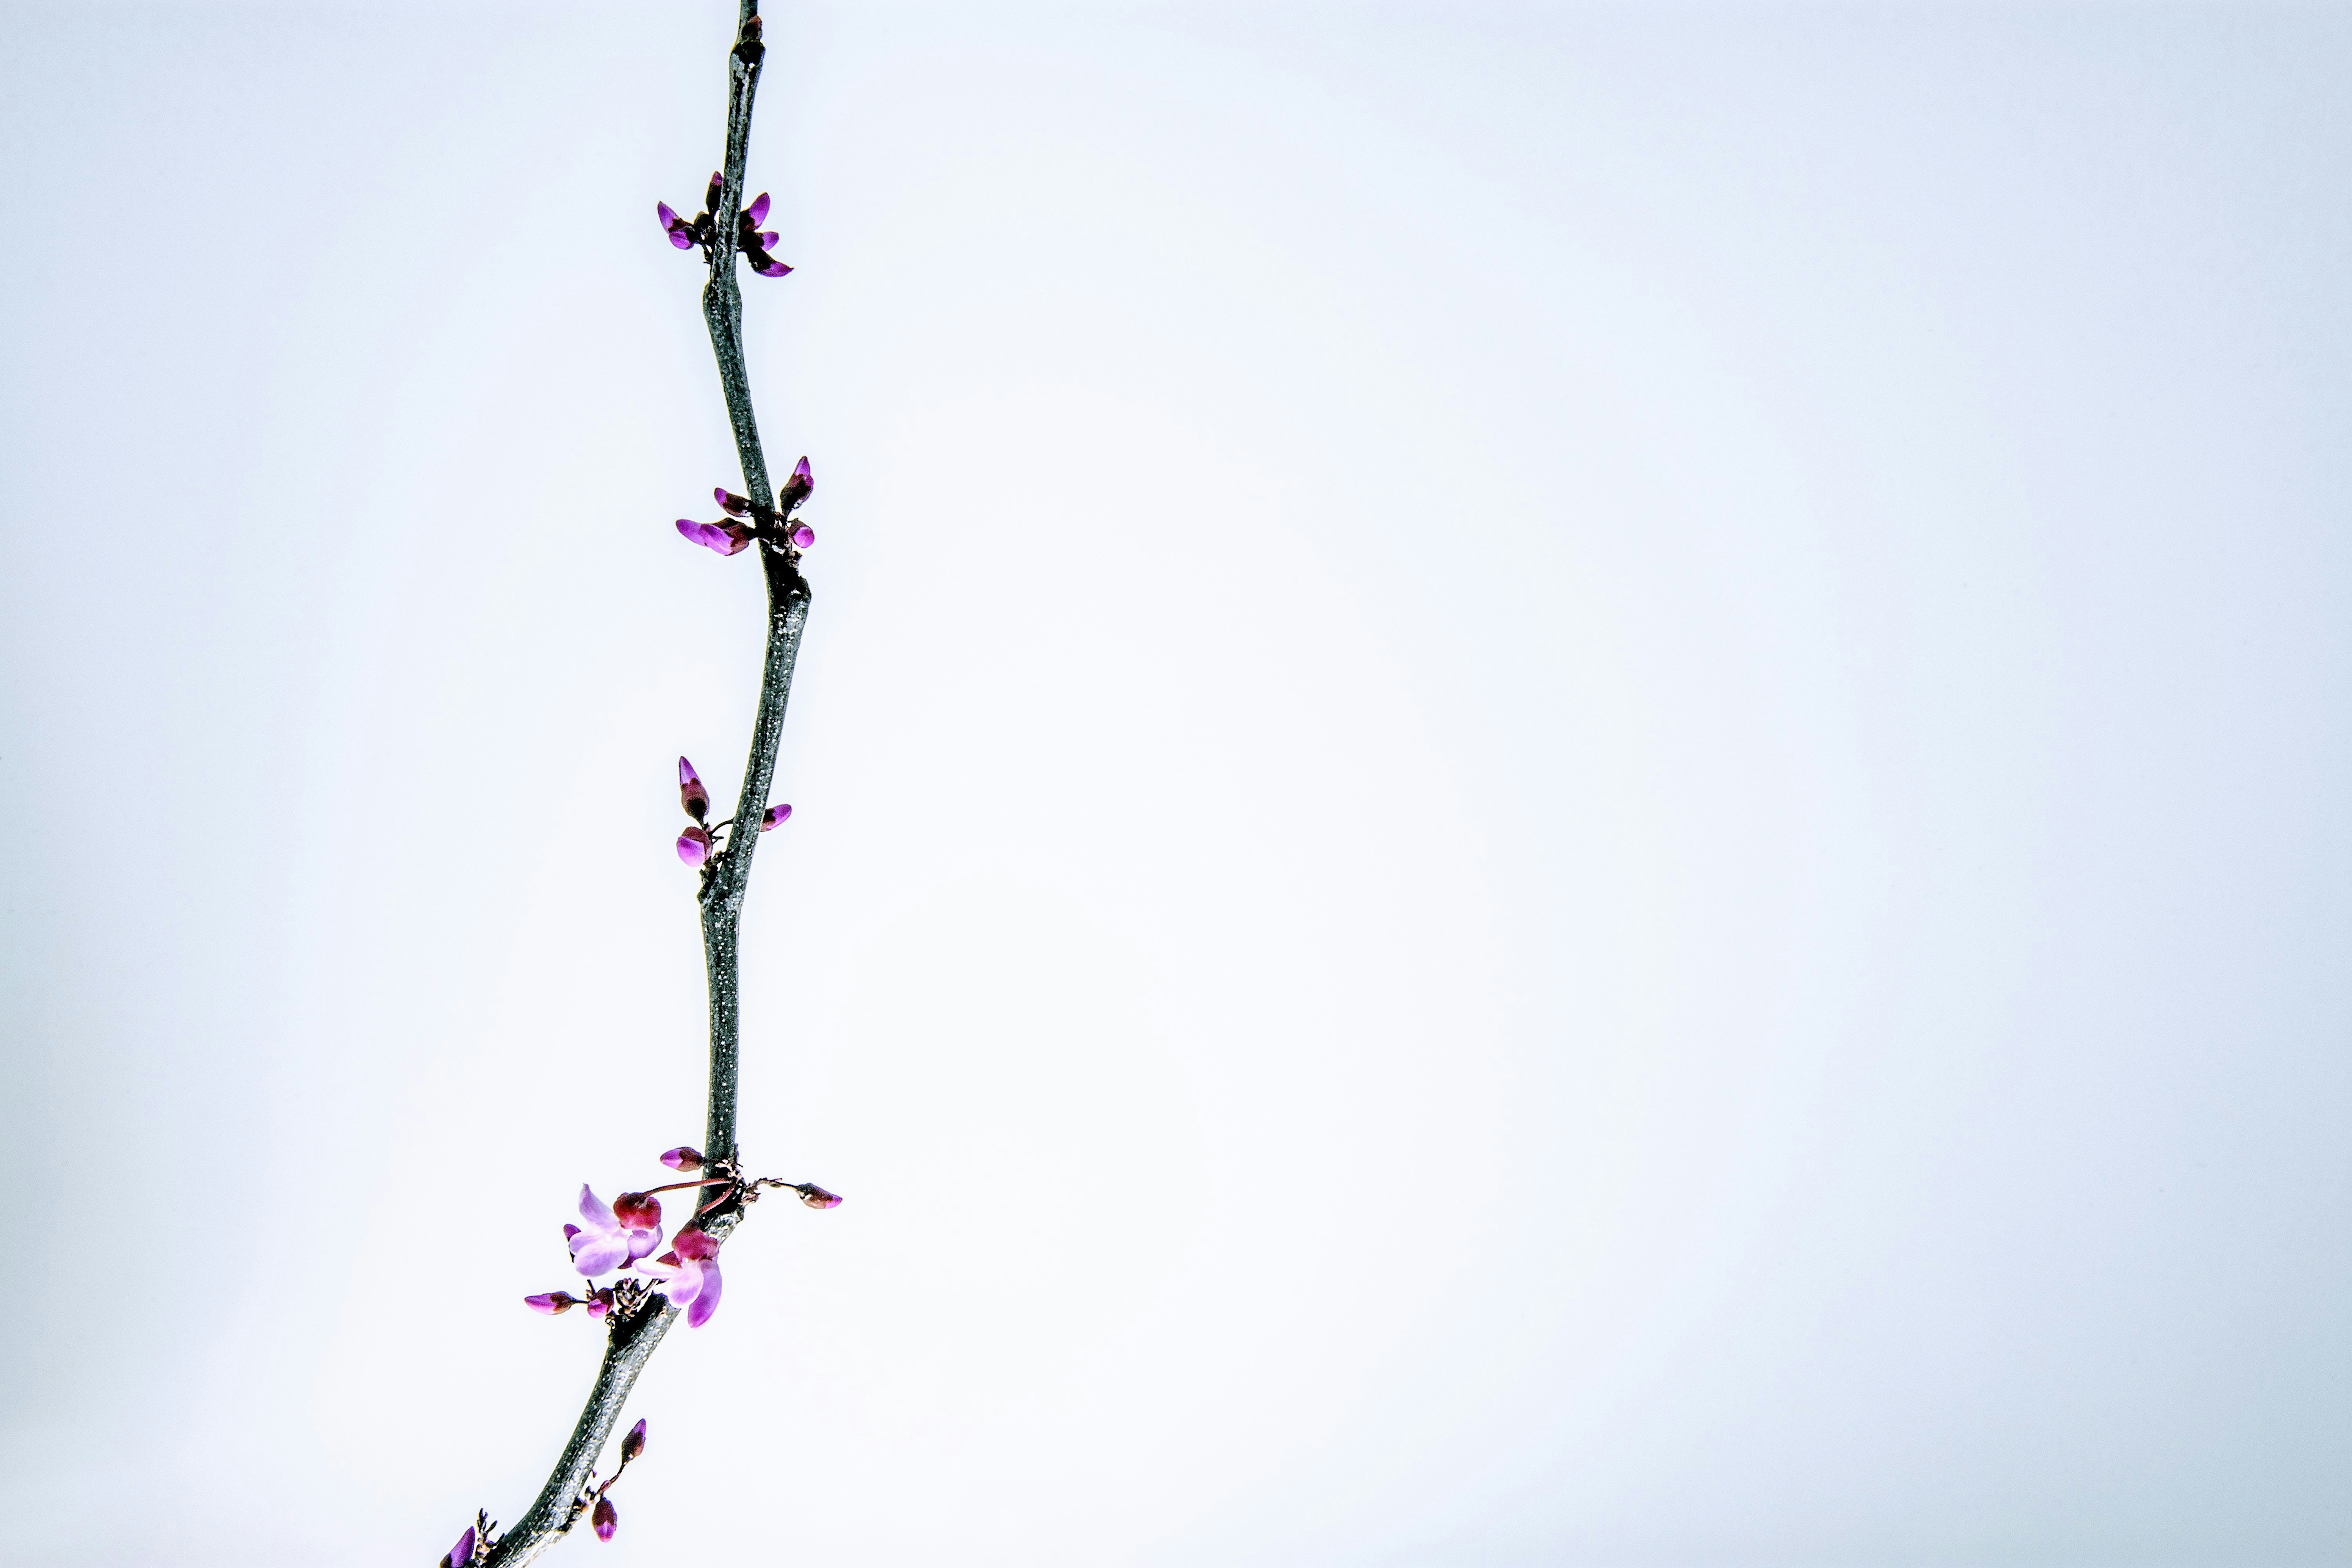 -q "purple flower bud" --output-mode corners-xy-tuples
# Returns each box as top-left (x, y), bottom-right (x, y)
(792, 456), (813, 492)
(678, 756), (710, 822)
(795, 1183), (844, 1210)
(612, 1191), (662, 1231)
(714, 487), (750, 517)
(751, 256), (793, 278)
(525, 1291), (581, 1315)
(758, 230), (780, 250)
(677, 825), (712, 866)
(745, 192), (771, 227)
(592, 1496), (618, 1543)
(676, 518), (753, 556)
(704, 170), (723, 212)
(621, 1418), (647, 1461)
(789, 523), (815, 549)
(760, 803), (791, 831)
(670, 229), (697, 251)
(441, 1524), (477, 1568)
(657, 200), (678, 229)
(660, 1146), (706, 1171)
(586, 1287), (615, 1320)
